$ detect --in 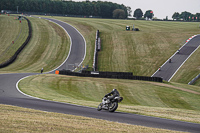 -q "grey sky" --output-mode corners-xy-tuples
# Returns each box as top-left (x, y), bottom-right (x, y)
(74, 0), (200, 19)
